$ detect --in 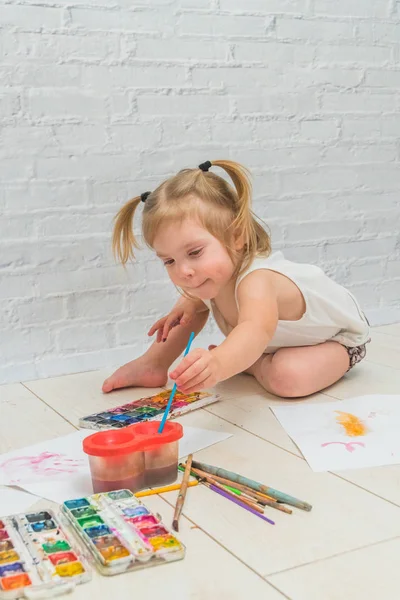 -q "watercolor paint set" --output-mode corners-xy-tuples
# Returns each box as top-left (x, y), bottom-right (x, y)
(0, 510), (90, 599)
(79, 390), (219, 431)
(61, 490), (185, 576)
